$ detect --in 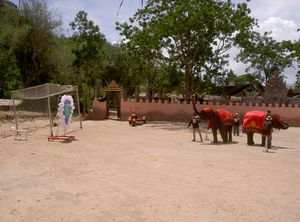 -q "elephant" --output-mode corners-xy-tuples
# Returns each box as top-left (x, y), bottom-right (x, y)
(242, 110), (289, 146)
(192, 99), (234, 143)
